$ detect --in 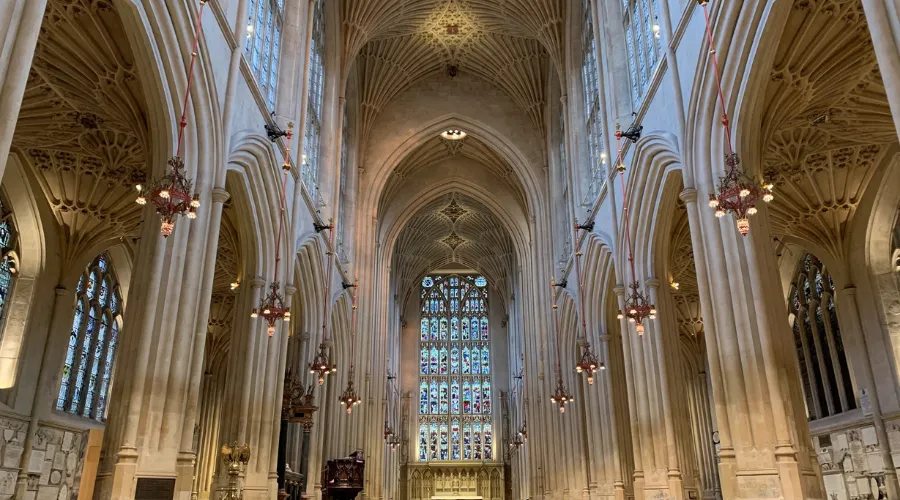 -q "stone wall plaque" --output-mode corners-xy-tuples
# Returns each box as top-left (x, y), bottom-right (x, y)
(134, 477), (176, 500)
